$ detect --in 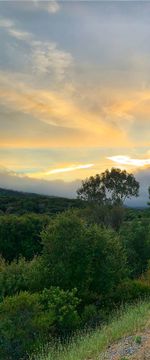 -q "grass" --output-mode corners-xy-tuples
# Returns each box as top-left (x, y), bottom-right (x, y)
(32, 301), (150, 360)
